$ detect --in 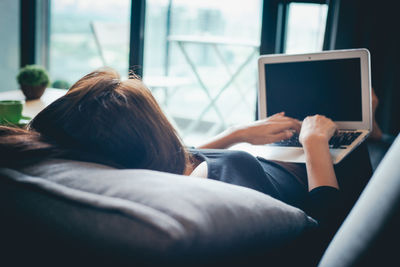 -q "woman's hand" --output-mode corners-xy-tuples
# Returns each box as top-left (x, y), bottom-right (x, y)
(235, 112), (301, 145)
(299, 115), (337, 146)
(299, 115), (339, 191)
